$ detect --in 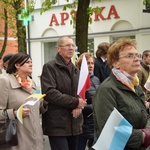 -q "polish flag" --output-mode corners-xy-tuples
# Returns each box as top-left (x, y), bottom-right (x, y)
(77, 55), (91, 100)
